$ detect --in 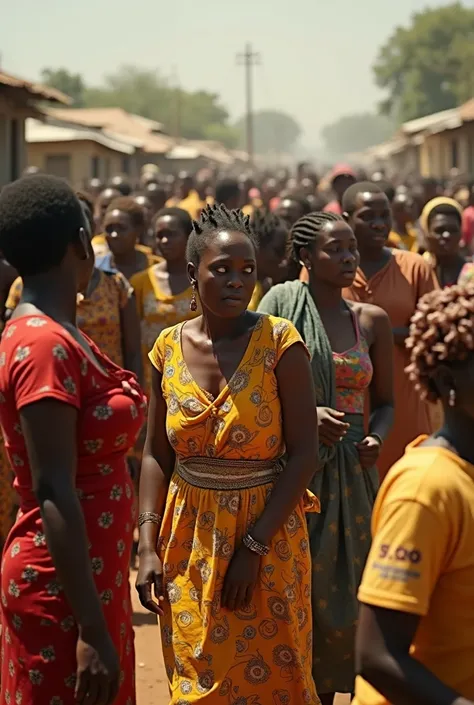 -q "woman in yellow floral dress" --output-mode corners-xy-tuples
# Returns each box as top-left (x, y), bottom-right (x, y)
(136, 204), (320, 704)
